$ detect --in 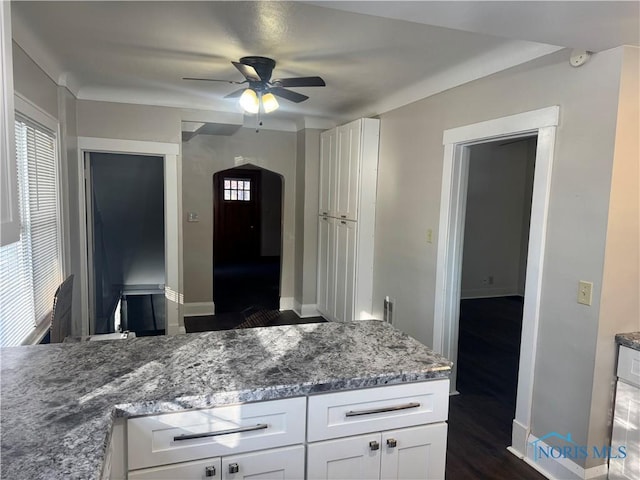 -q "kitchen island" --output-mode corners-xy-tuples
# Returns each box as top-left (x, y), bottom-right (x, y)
(1, 320), (452, 479)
